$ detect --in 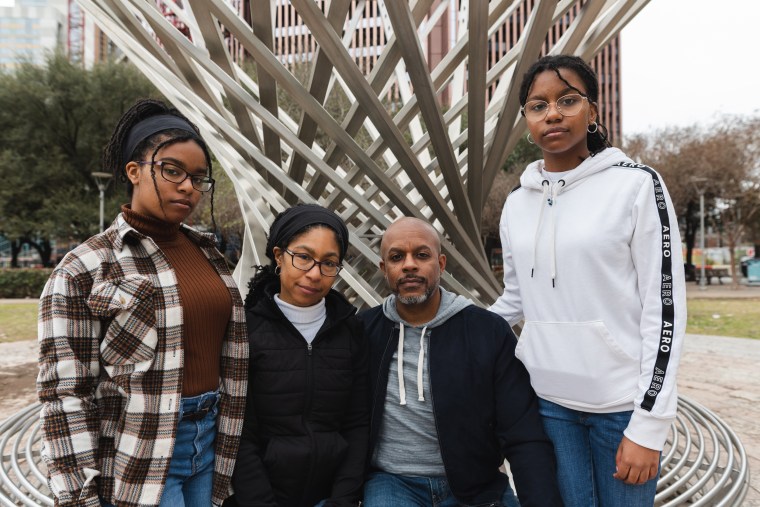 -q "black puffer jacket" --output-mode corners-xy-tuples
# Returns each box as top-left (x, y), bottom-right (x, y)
(229, 284), (369, 507)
